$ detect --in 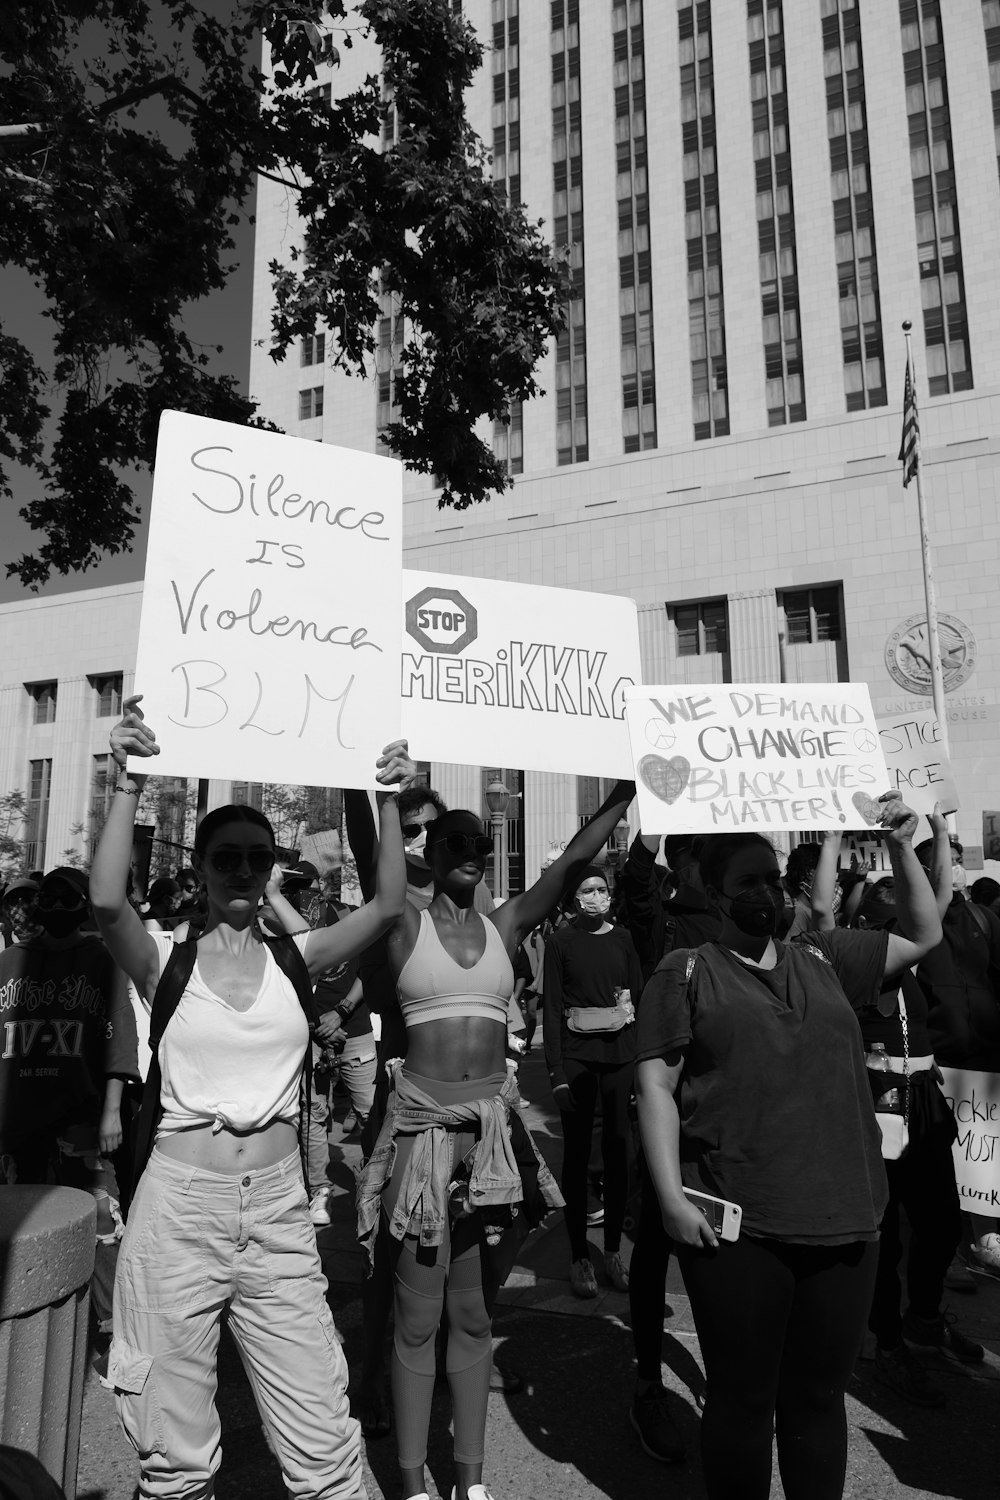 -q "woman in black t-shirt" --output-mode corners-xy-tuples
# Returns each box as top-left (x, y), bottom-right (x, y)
(544, 866), (643, 1300)
(635, 797), (941, 1500)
